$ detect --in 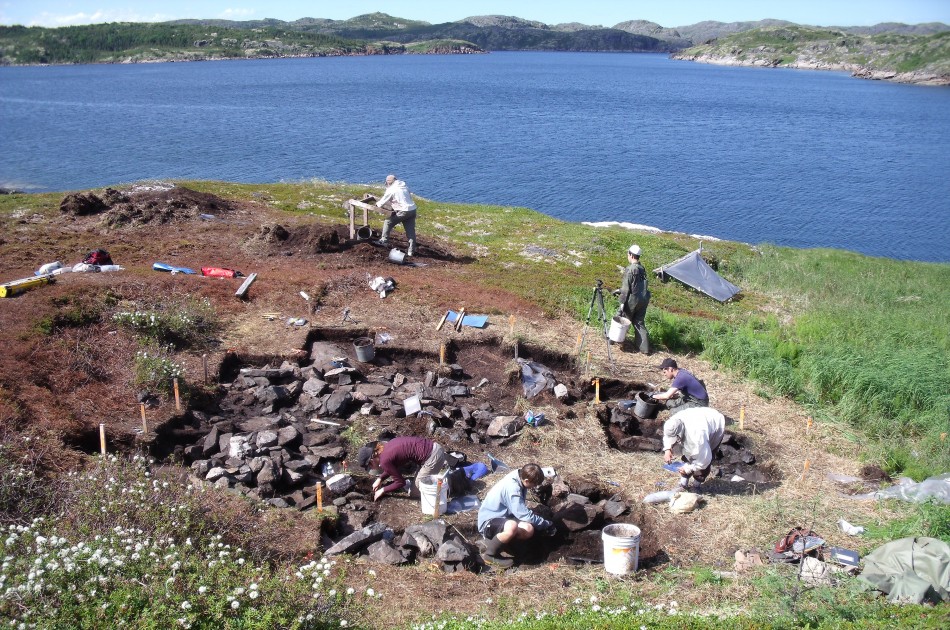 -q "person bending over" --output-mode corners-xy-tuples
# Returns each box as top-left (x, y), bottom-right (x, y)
(662, 406), (725, 490)
(376, 174), (418, 257)
(358, 436), (447, 501)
